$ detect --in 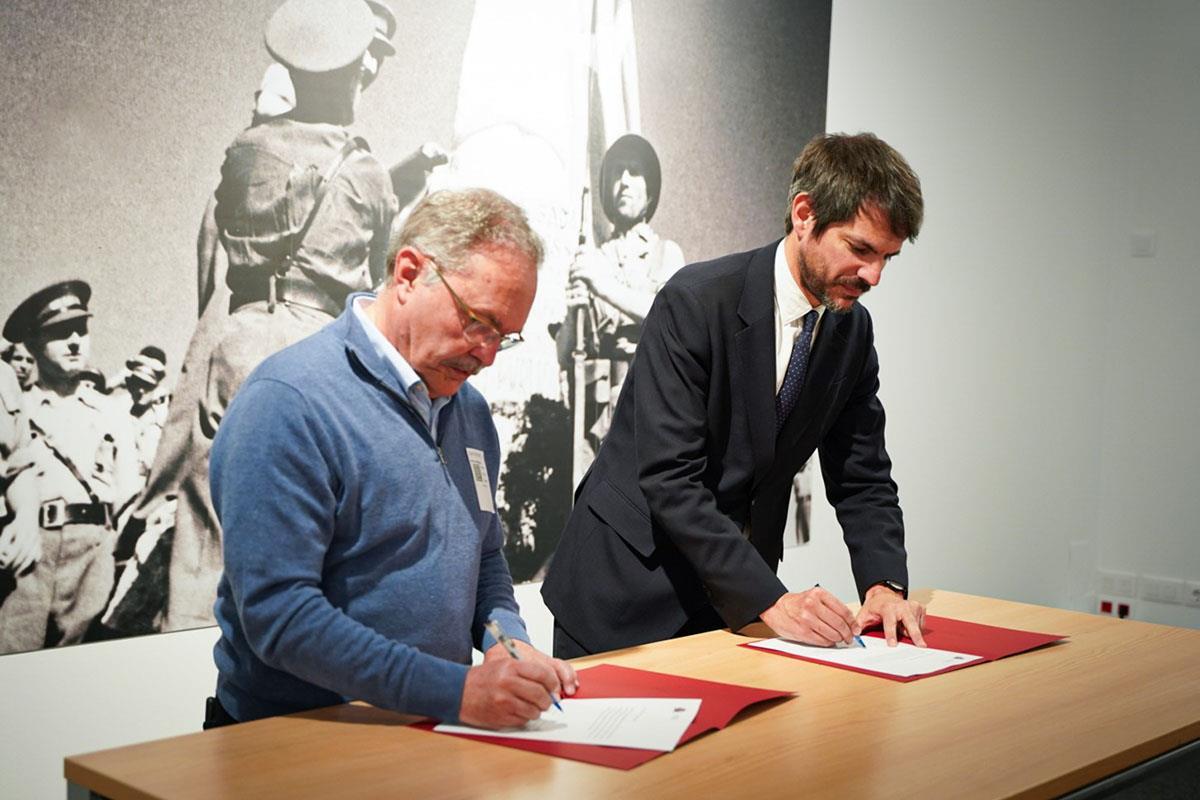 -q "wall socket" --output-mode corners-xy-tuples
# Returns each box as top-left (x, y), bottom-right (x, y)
(1098, 570), (1137, 597)
(1098, 570), (1200, 608)
(1097, 596), (1134, 619)
(1140, 575), (1185, 604)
